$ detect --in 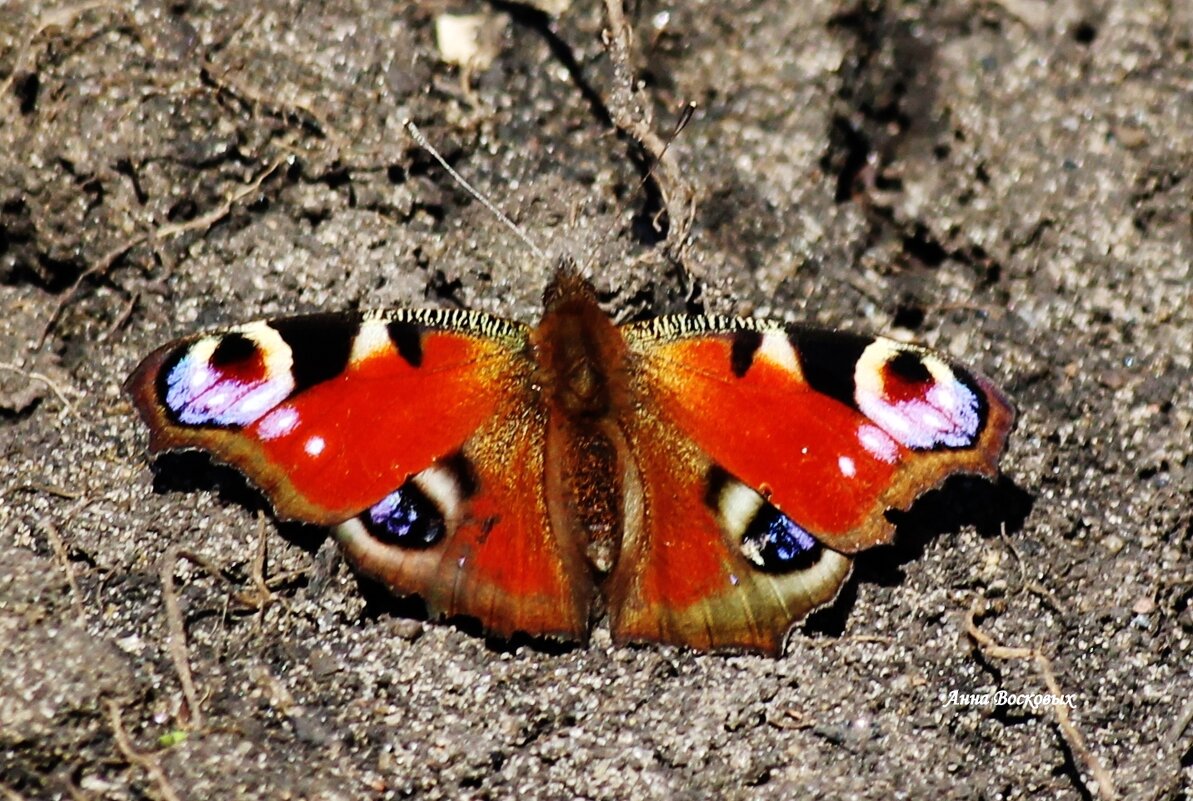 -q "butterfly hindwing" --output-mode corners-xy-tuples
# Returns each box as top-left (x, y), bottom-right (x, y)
(605, 405), (853, 653)
(335, 410), (594, 641)
(126, 308), (595, 640)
